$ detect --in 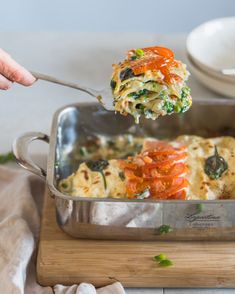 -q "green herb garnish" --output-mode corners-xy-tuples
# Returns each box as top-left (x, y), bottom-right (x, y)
(159, 259), (174, 267)
(180, 86), (191, 113)
(128, 89), (149, 100)
(174, 103), (181, 113)
(136, 104), (145, 112)
(135, 48), (144, 58)
(163, 100), (174, 114)
(86, 159), (109, 189)
(0, 152), (15, 164)
(204, 146), (228, 180)
(158, 224), (173, 234)
(153, 254), (173, 267)
(153, 253), (167, 262)
(130, 55), (137, 60)
(181, 85), (191, 100)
